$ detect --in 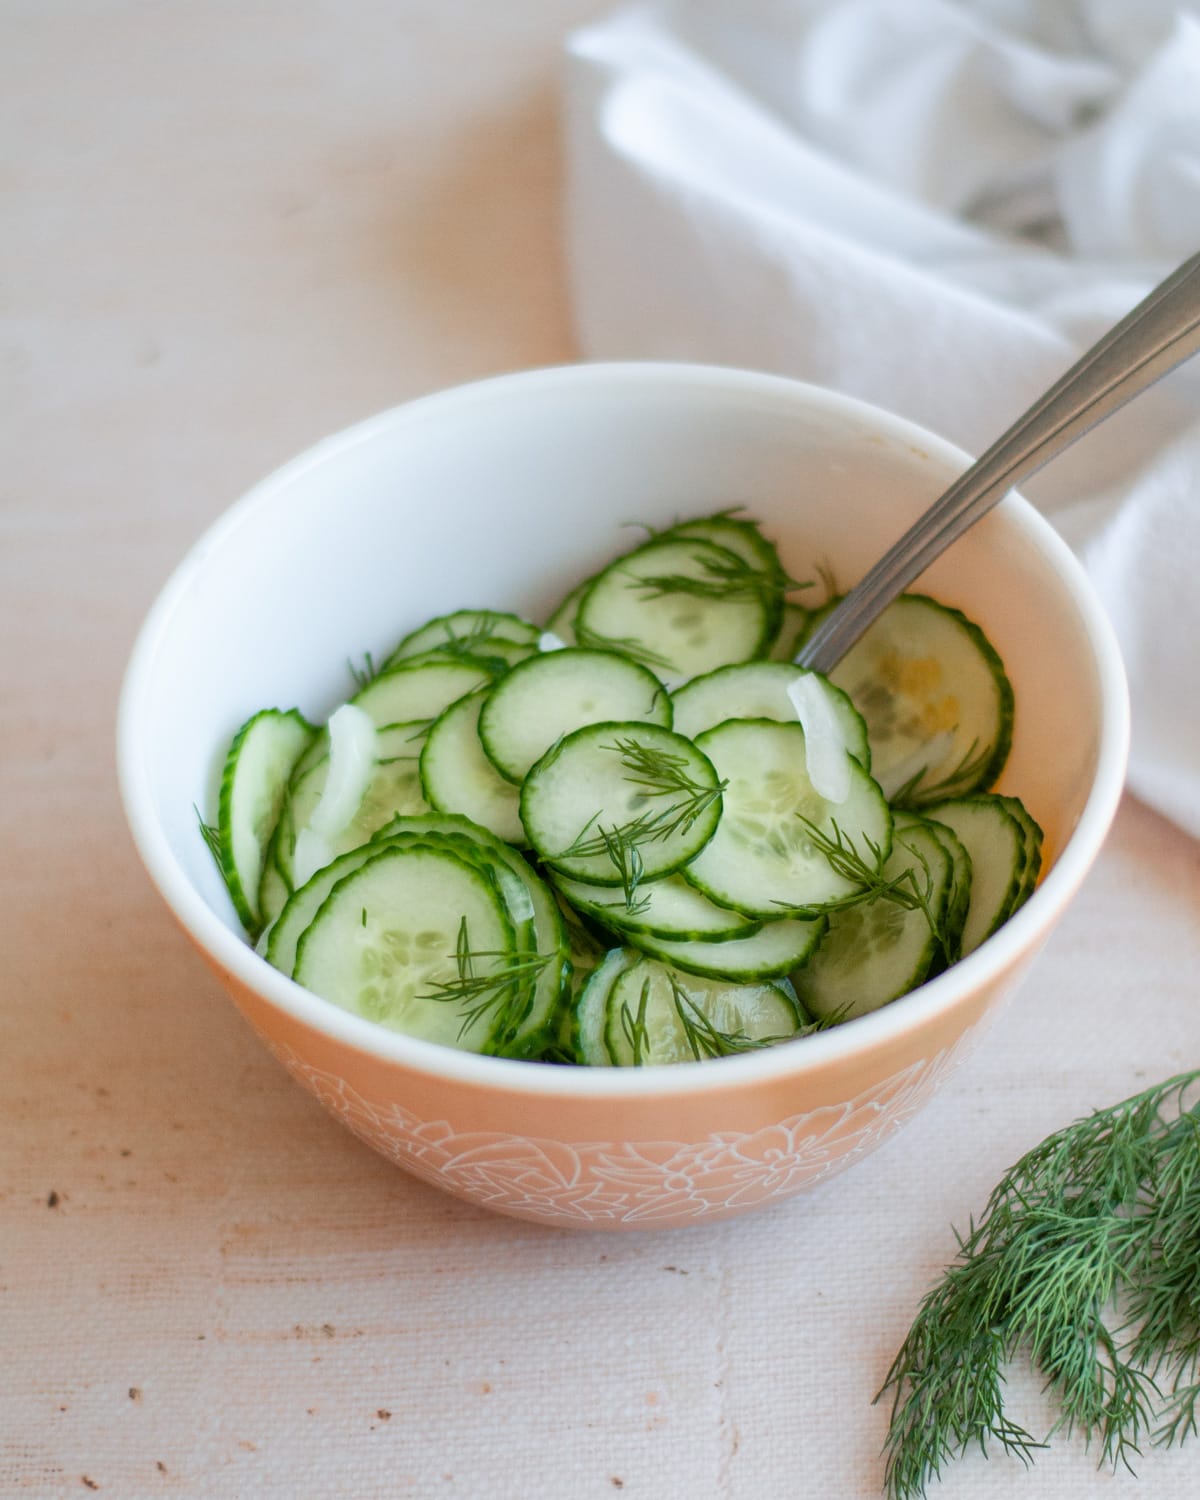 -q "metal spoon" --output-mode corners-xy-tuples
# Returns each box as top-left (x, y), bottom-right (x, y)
(796, 248), (1200, 675)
